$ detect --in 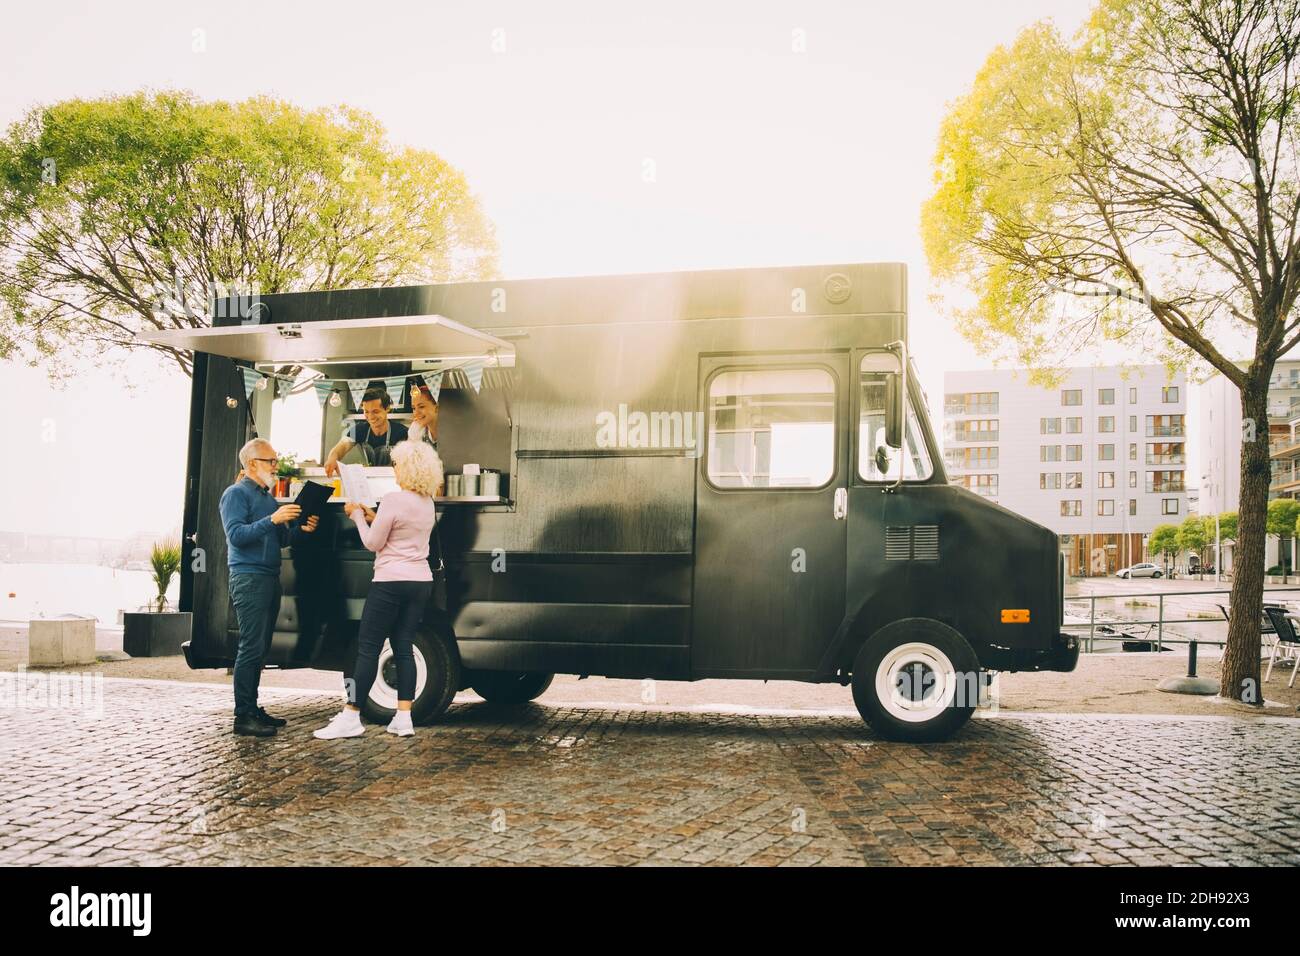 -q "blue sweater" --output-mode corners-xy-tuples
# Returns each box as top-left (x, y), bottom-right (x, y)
(219, 477), (299, 576)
